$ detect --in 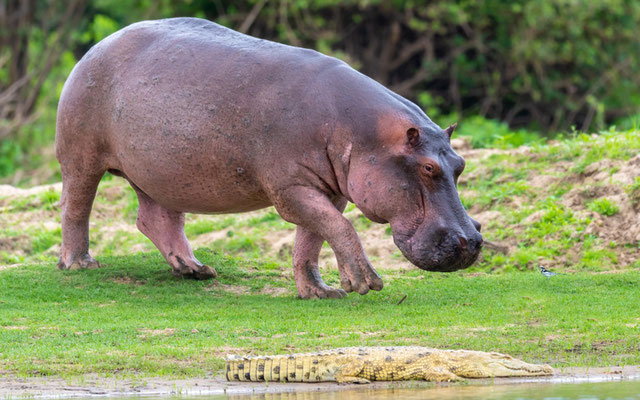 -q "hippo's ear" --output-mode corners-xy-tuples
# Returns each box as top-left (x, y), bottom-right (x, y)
(406, 127), (420, 148)
(444, 123), (458, 139)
